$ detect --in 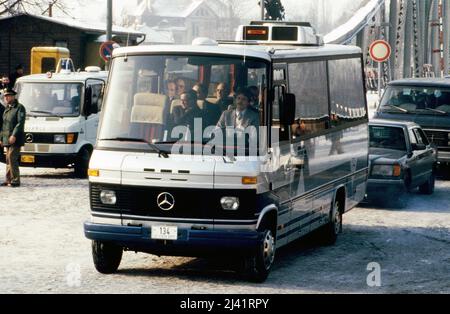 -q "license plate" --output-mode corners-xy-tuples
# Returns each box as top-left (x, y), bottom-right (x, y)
(151, 226), (178, 241)
(21, 155), (35, 163)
